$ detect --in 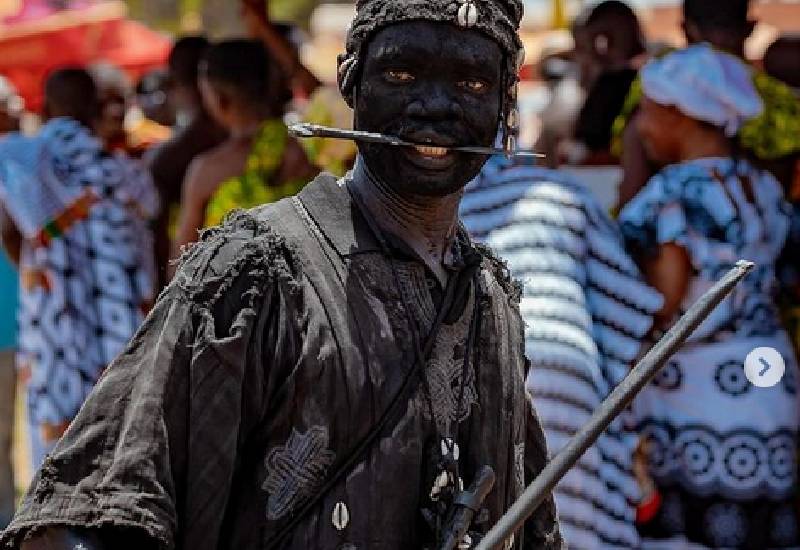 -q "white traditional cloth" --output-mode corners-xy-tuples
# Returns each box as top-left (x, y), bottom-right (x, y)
(620, 157), (800, 548)
(462, 158), (663, 549)
(0, 118), (158, 466)
(641, 44), (763, 137)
